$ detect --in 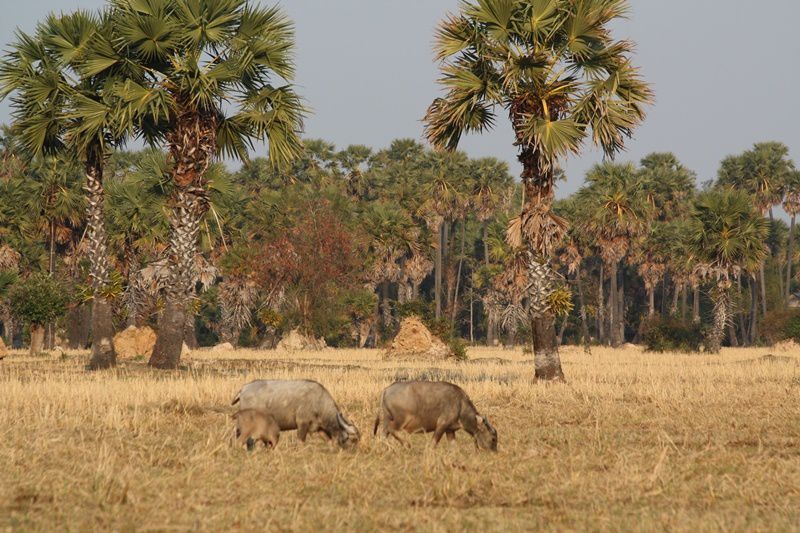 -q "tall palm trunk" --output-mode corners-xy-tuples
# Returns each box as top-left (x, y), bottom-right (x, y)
(647, 287), (655, 317)
(748, 277), (758, 345)
(451, 221), (467, 323)
(617, 266), (625, 344)
(483, 221), (490, 267)
(150, 109), (216, 369)
(149, 186), (208, 369)
(759, 263), (767, 316)
(528, 256), (563, 379)
(575, 268), (591, 351)
(692, 284), (701, 324)
(597, 264), (605, 343)
(520, 170), (563, 381)
(787, 213), (796, 304)
(85, 160), (117, 370)
(434, 220), (444, 319)
(609, 261), (621, 347)
(46, 219), (56, 351)
(707, 285), (729, 354)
